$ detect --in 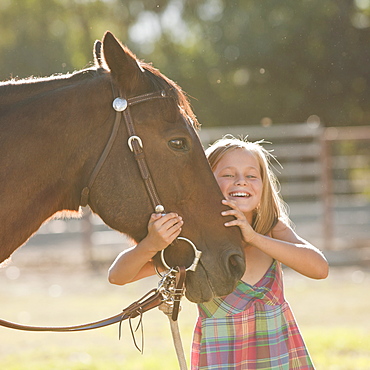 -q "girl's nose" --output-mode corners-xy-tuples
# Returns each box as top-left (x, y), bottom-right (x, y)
(235, 175), (248, 186)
